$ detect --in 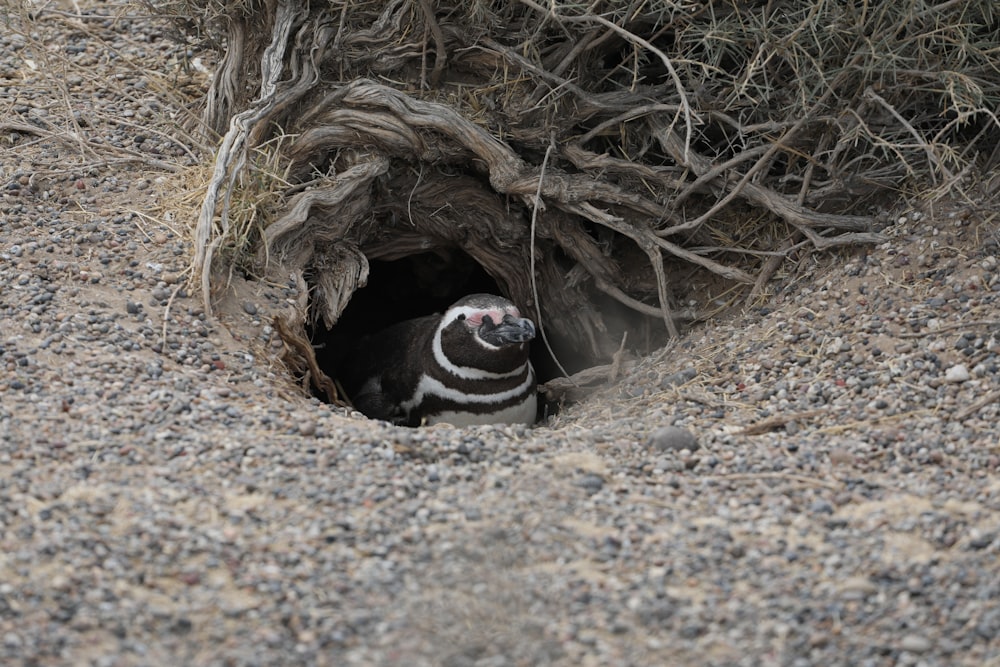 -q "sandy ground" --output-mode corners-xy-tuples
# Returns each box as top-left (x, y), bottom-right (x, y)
(2, 3), (999, 666)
